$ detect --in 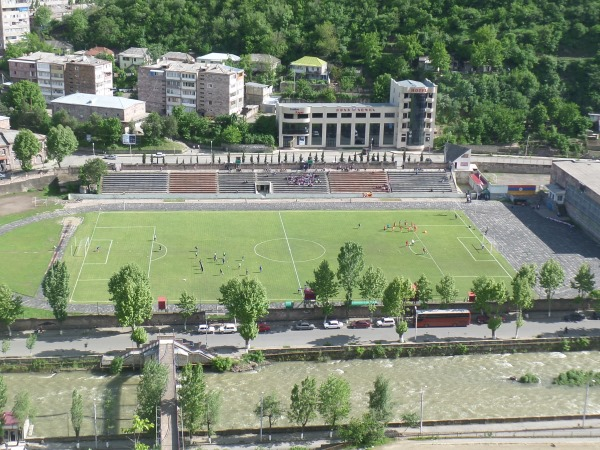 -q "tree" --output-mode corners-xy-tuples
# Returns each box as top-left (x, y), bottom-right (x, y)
(123, 415), (154, 450)
(0, 284), (24, 337)
(471, 276), (508, 339)
(204, 389), (221, 443)
(512, 275), (533, 338)
(436, 275), (459, 306)
(310, 260), (339, 319)
(539, 258), (565, 317)
(339, 413), (386, 448)
(429, 40), (451, 72)
(254, 393), (283, 440)
(358, 266), (387, 318)
(318, 375), (351, 437)
(337, 242), (365, 311)
(382, 277), (413, 342)
(288, 376), (318, 440)
(0, 376), (7, 411)
(71, 389), (84, 438)
(108, 263), (153, 343)
(131, 327), (148, 347)
(42, 261), (70, 334)
(218, 277), (268, 350)
(12, 391), (34, 427)
(79, 158), (108, 190)
(25, 333), (37, 355)
(220, 125), (243, 144)
(177, 291), (197, 331)
(33, 6), (53, 31)
(372, 74), (392, 102)
(178, 363), (206, 440)
(3, 80), (46, 111)
(13, 129), (41, 172)
(136, 360), (168, 424)
(141, 112), (164, 144)
(98, 117), (123, 146)
(415, 274), (433, 308)
(368, 375), (392, 424)
(46, 125), (78, 167)
(571, 263), (595, 306)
